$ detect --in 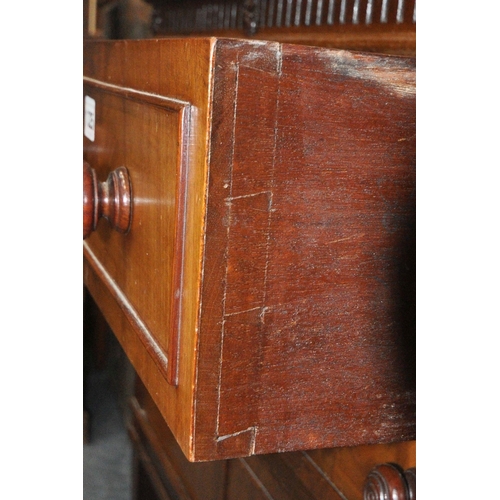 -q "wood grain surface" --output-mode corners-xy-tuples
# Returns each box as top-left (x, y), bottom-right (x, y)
(131, 376), (415, 500)
(84, 37), (415, 461)
(84, 37), (216, 457)
(195, 39), (415, 460)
